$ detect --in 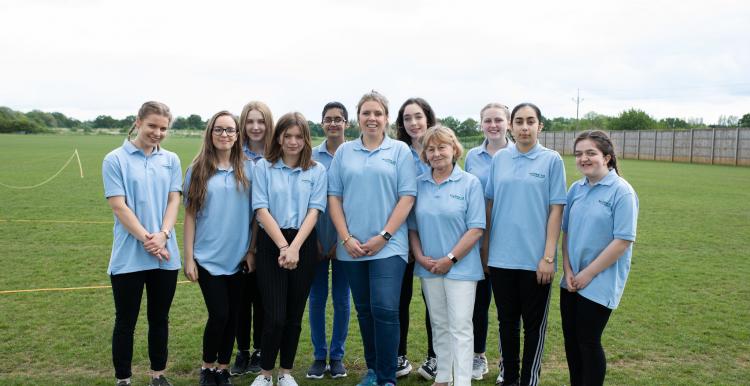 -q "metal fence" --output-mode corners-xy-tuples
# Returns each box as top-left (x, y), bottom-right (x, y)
(537, 128), (750, 166)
